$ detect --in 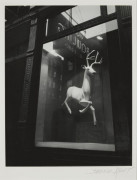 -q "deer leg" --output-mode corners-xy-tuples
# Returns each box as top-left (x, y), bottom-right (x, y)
(64, 97), (72, 114)
(79, 103), (90, 113)
(89, 105), (97, 125)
